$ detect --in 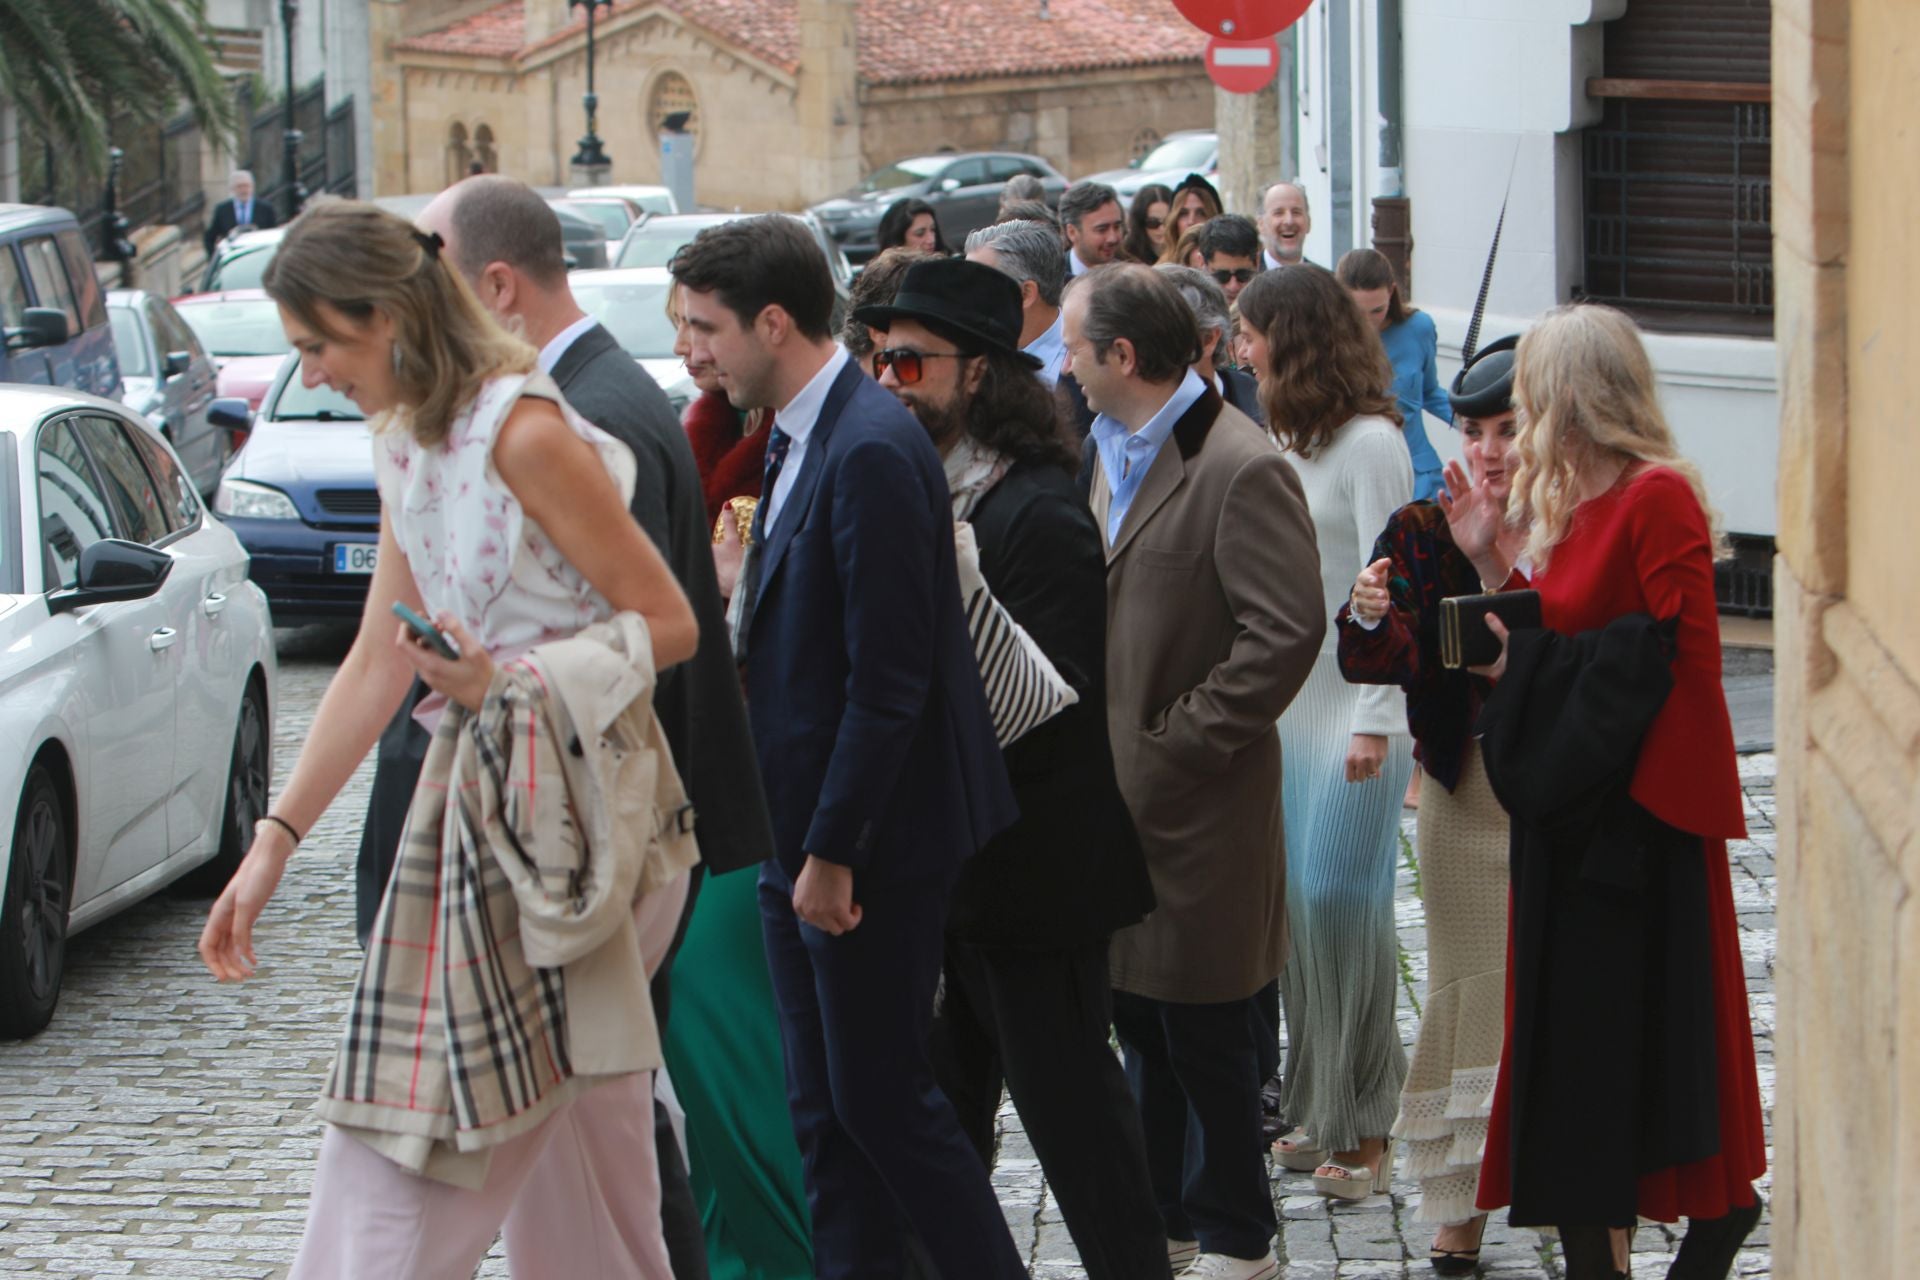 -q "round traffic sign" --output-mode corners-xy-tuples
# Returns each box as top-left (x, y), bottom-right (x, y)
(1206, 36), (1281, 95)
(1173, 0), (1312, 41)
